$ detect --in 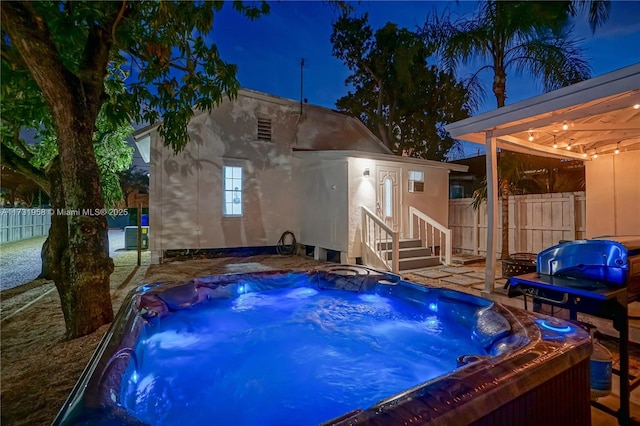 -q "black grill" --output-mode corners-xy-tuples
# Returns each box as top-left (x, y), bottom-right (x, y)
(506, 235), (640, 426)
